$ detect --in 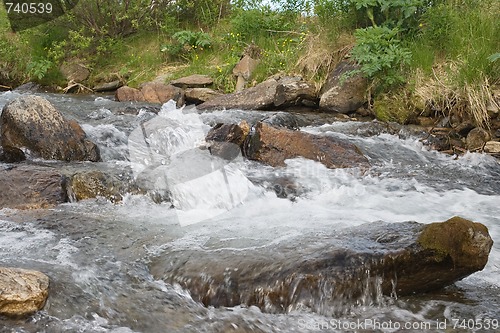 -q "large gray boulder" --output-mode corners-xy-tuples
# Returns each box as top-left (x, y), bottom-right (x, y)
(1, 95), (100, 162)
(150, 217), (493, 313)
(319, 61), (368, 113)
(0, 267), (49, 317)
